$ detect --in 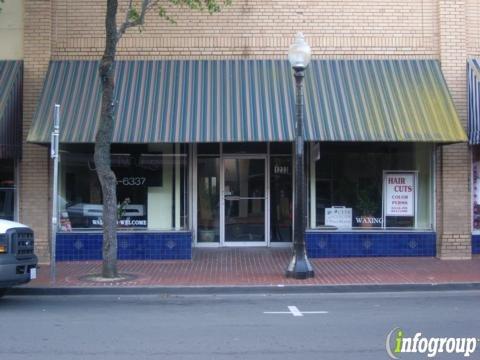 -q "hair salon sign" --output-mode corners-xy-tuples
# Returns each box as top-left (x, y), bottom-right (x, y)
(383, 172), (417, 217)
